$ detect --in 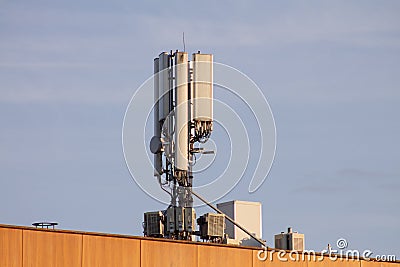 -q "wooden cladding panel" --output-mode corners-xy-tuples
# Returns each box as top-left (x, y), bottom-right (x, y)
(141, 240), (198, 267)
(308, 257), (361, 267)
(253, 249), (309, 267)
(198, 244), (252, 267)
(361, 260), (399, 267)
(0, 228), (22, 267)
(82, 235), (140, 267)
(23, 230), (82, 267)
